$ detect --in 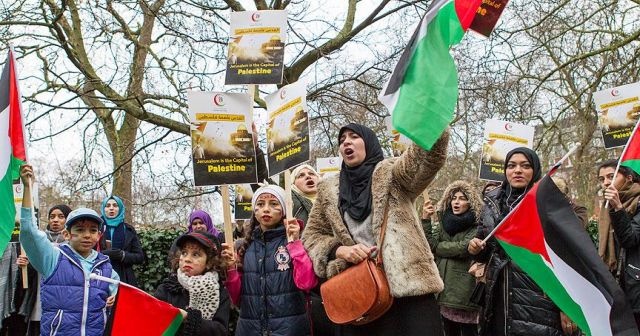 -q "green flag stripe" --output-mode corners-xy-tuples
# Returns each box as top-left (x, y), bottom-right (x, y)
(497, 240), (592, 335)
(10, 156), (24, 180)
(392, 1), (463, 150)
(161, 314), (184, 336)
(621, 159), (640, 176)
(0, 156), (24, 258)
